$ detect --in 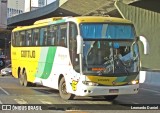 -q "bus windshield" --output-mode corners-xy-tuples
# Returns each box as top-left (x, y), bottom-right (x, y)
(80, 23), (135, 39)
(82, 40), (139, 75)
(80, 23), (139, 75)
